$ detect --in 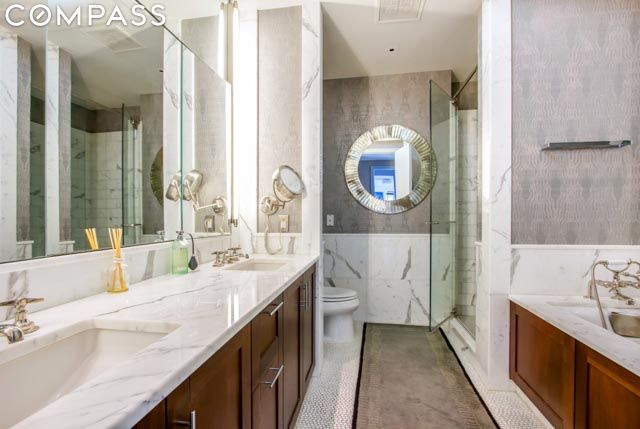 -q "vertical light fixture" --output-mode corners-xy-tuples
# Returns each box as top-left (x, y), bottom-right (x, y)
(229, 1), (239, 227)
